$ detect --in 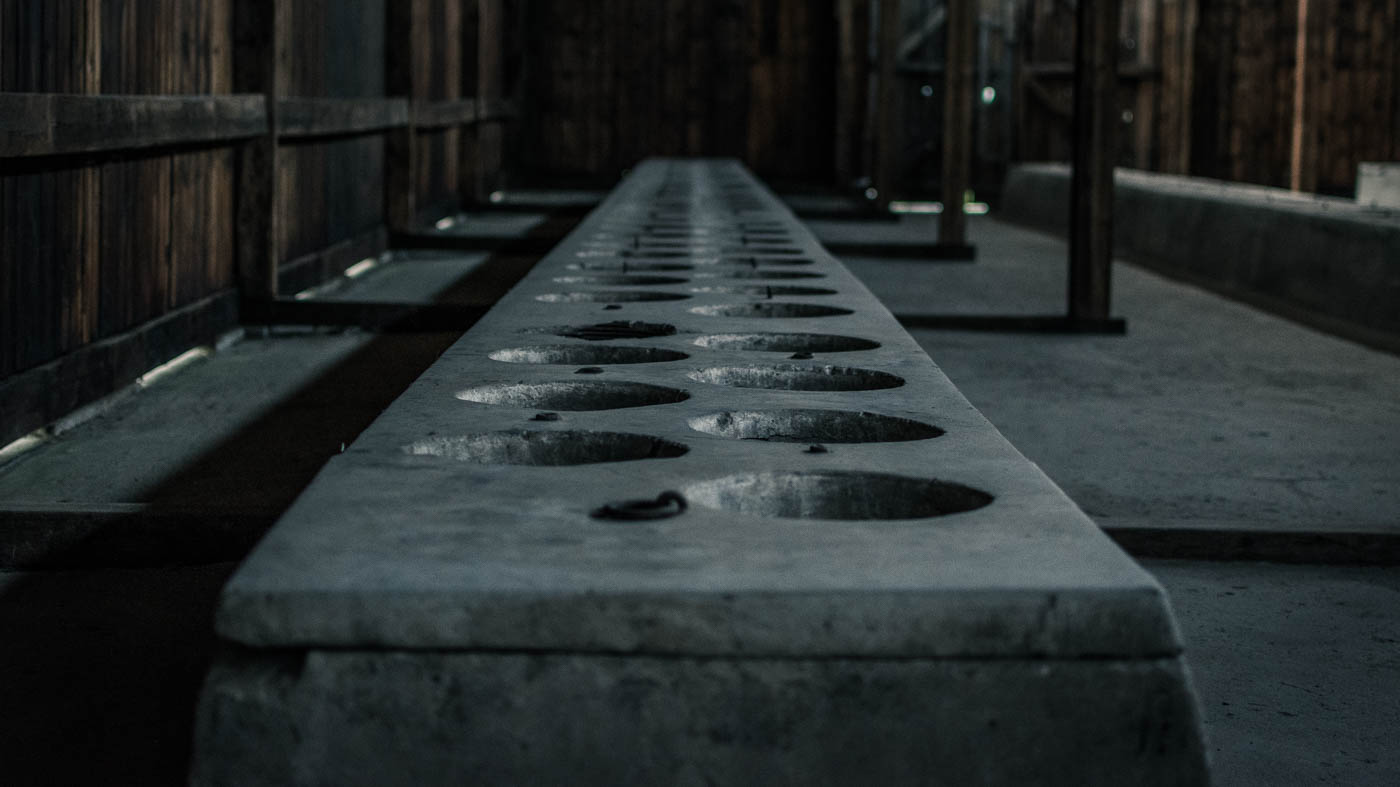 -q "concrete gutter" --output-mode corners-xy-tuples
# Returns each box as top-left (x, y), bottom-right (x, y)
(192, 159), (1208, 785)
(1001, 163), (1400, 354)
